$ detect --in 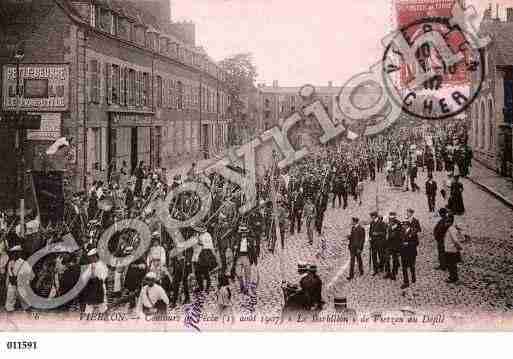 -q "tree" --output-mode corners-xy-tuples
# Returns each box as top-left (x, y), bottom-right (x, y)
(219, 53), (258, 117)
